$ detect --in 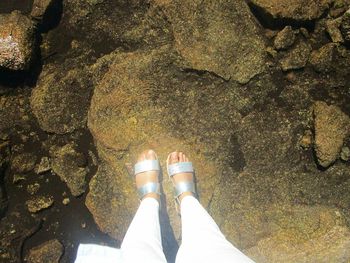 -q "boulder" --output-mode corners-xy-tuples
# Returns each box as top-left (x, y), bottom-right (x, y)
(280, 41), (312, 71)
(26, 239), (64, 263)
(245, 206), (350, 263)
(86, 42), (277, 247)
(313, 101), (350, 167)
(0, 11), (36, 70)
(30, 59), (93, 134)
(274, 26), (295, 50)
(153, 0), (266, 84)
(50, 143), (87, 196)
(86, 47), (226, 241)
(309, 43), (337, 73)
(248, 0), (332, 21)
